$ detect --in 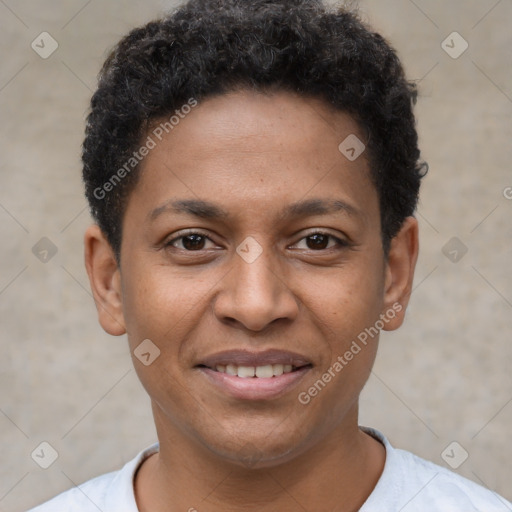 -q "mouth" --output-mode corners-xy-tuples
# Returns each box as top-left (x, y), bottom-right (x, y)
(197, 363), (311, 378)
(195, 349), (313, 400)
